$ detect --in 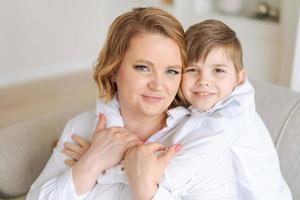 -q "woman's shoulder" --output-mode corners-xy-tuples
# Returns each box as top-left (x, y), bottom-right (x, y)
(68, 110), (96, 125)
